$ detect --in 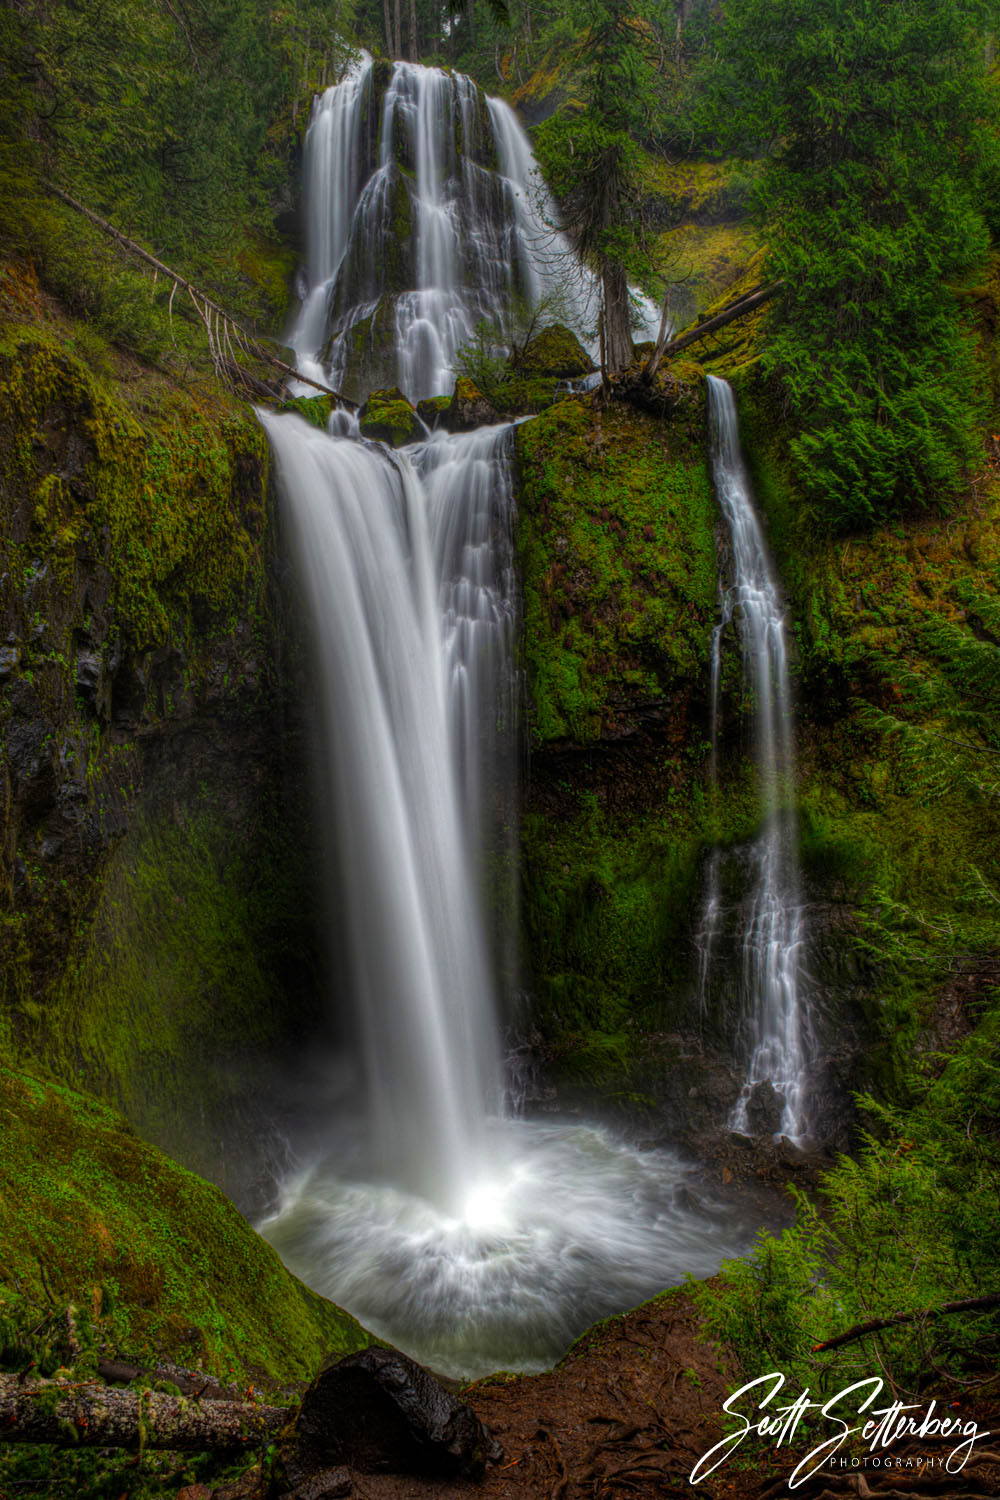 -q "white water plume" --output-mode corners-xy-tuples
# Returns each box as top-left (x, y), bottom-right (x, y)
(704, 376), (811, 1141)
